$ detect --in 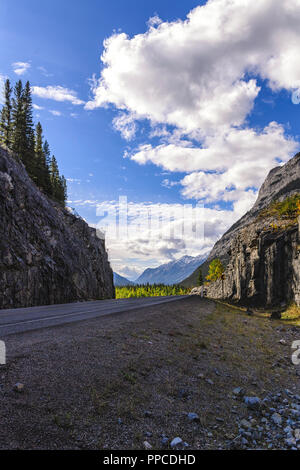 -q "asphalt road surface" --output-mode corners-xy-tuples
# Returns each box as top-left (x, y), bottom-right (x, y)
(0, 296), (189, 336)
